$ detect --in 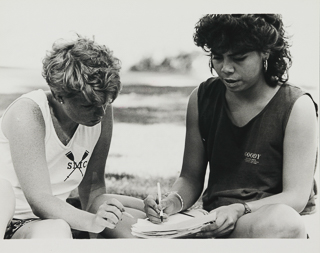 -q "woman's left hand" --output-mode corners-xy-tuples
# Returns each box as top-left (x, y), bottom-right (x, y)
(195, 203), (244, 238)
